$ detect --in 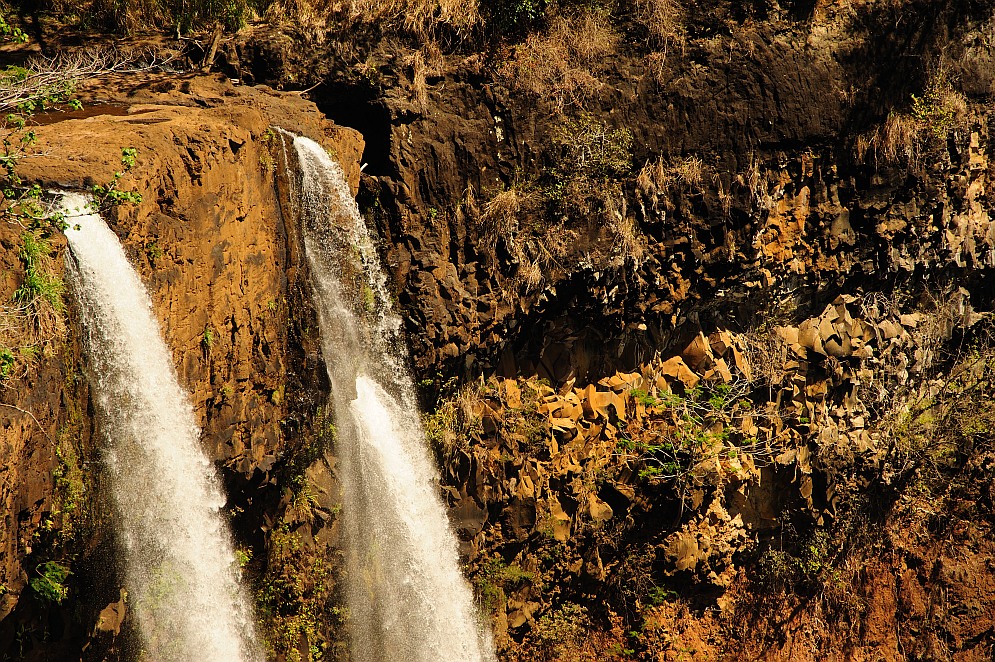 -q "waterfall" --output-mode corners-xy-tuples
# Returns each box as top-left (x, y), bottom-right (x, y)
(282, 132), (495, 662)
(61, 193), (261, 662)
